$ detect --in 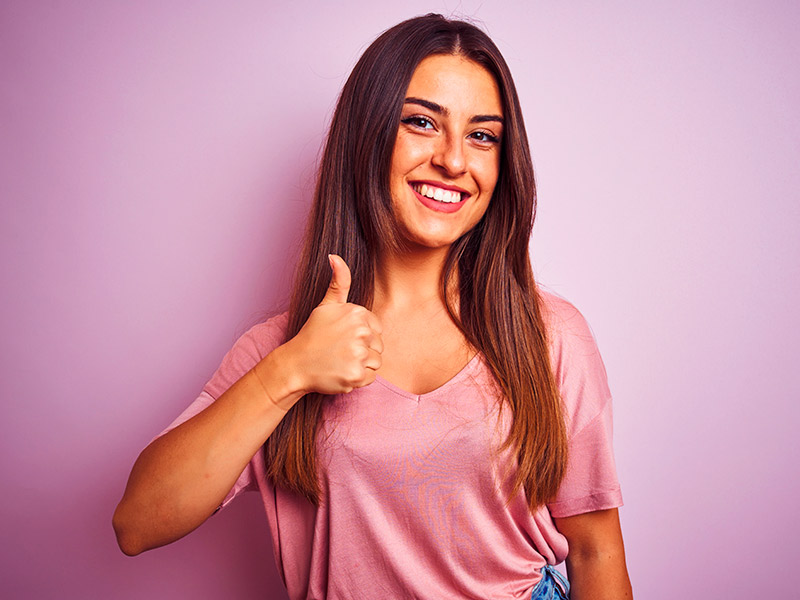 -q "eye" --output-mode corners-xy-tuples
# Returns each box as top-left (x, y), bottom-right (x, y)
(401, 115), (435, 130)
(469, 130), (501, 145)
